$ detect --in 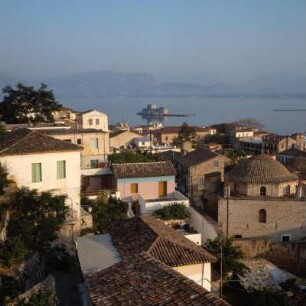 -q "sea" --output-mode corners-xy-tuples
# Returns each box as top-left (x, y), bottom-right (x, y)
(60, 96), (306, 135)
